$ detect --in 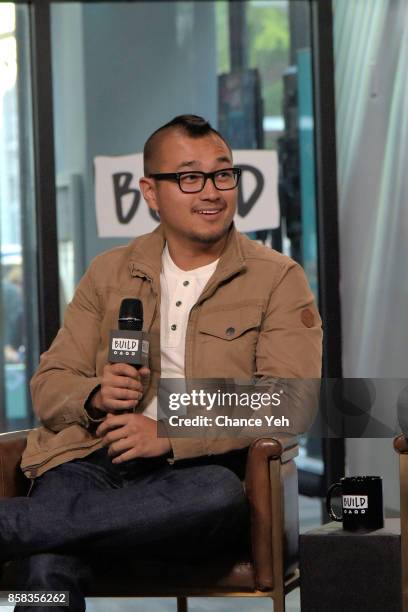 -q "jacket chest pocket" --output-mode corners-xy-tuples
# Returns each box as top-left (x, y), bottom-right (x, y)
(195, 304), (264, 377)
(197, 304), (263, 343)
